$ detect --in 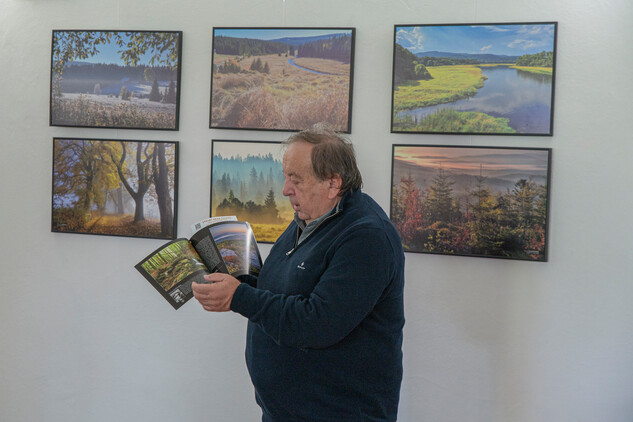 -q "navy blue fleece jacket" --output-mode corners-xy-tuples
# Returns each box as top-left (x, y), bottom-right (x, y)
(231, 189), (405, 422)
